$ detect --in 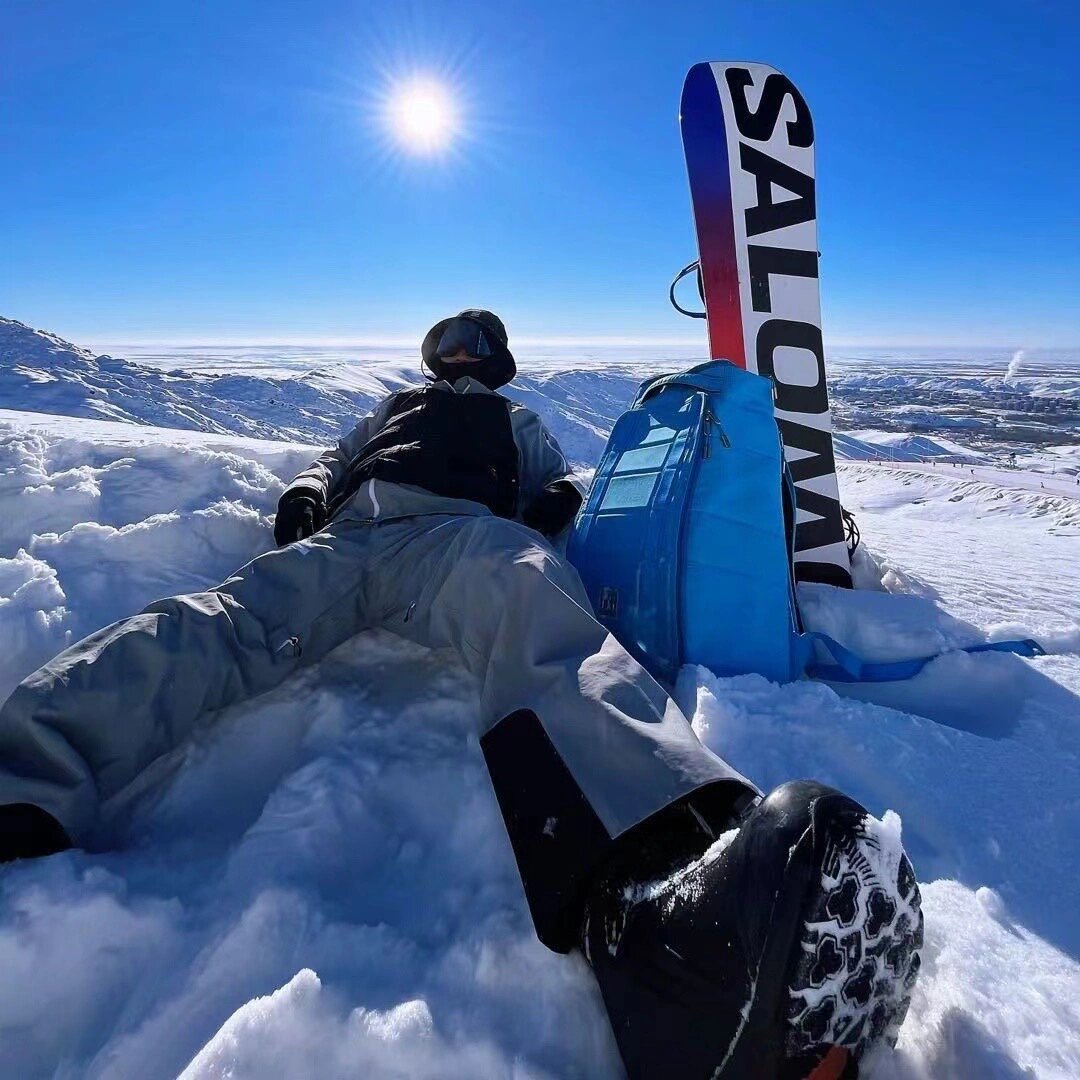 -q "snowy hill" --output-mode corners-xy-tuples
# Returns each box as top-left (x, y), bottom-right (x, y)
(0, 316), (415, 443)
(0, 316), (660, 467)
(834, 430), (987, 463)
(0, 323), (1078, 1078)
